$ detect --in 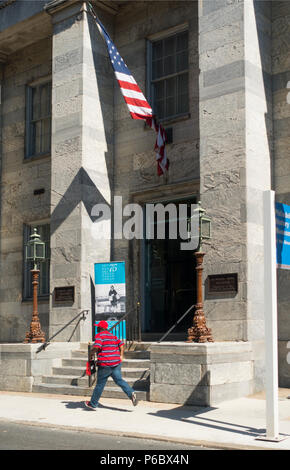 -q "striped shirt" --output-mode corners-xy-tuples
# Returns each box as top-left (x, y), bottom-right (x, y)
(93, 331), (124, 367)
